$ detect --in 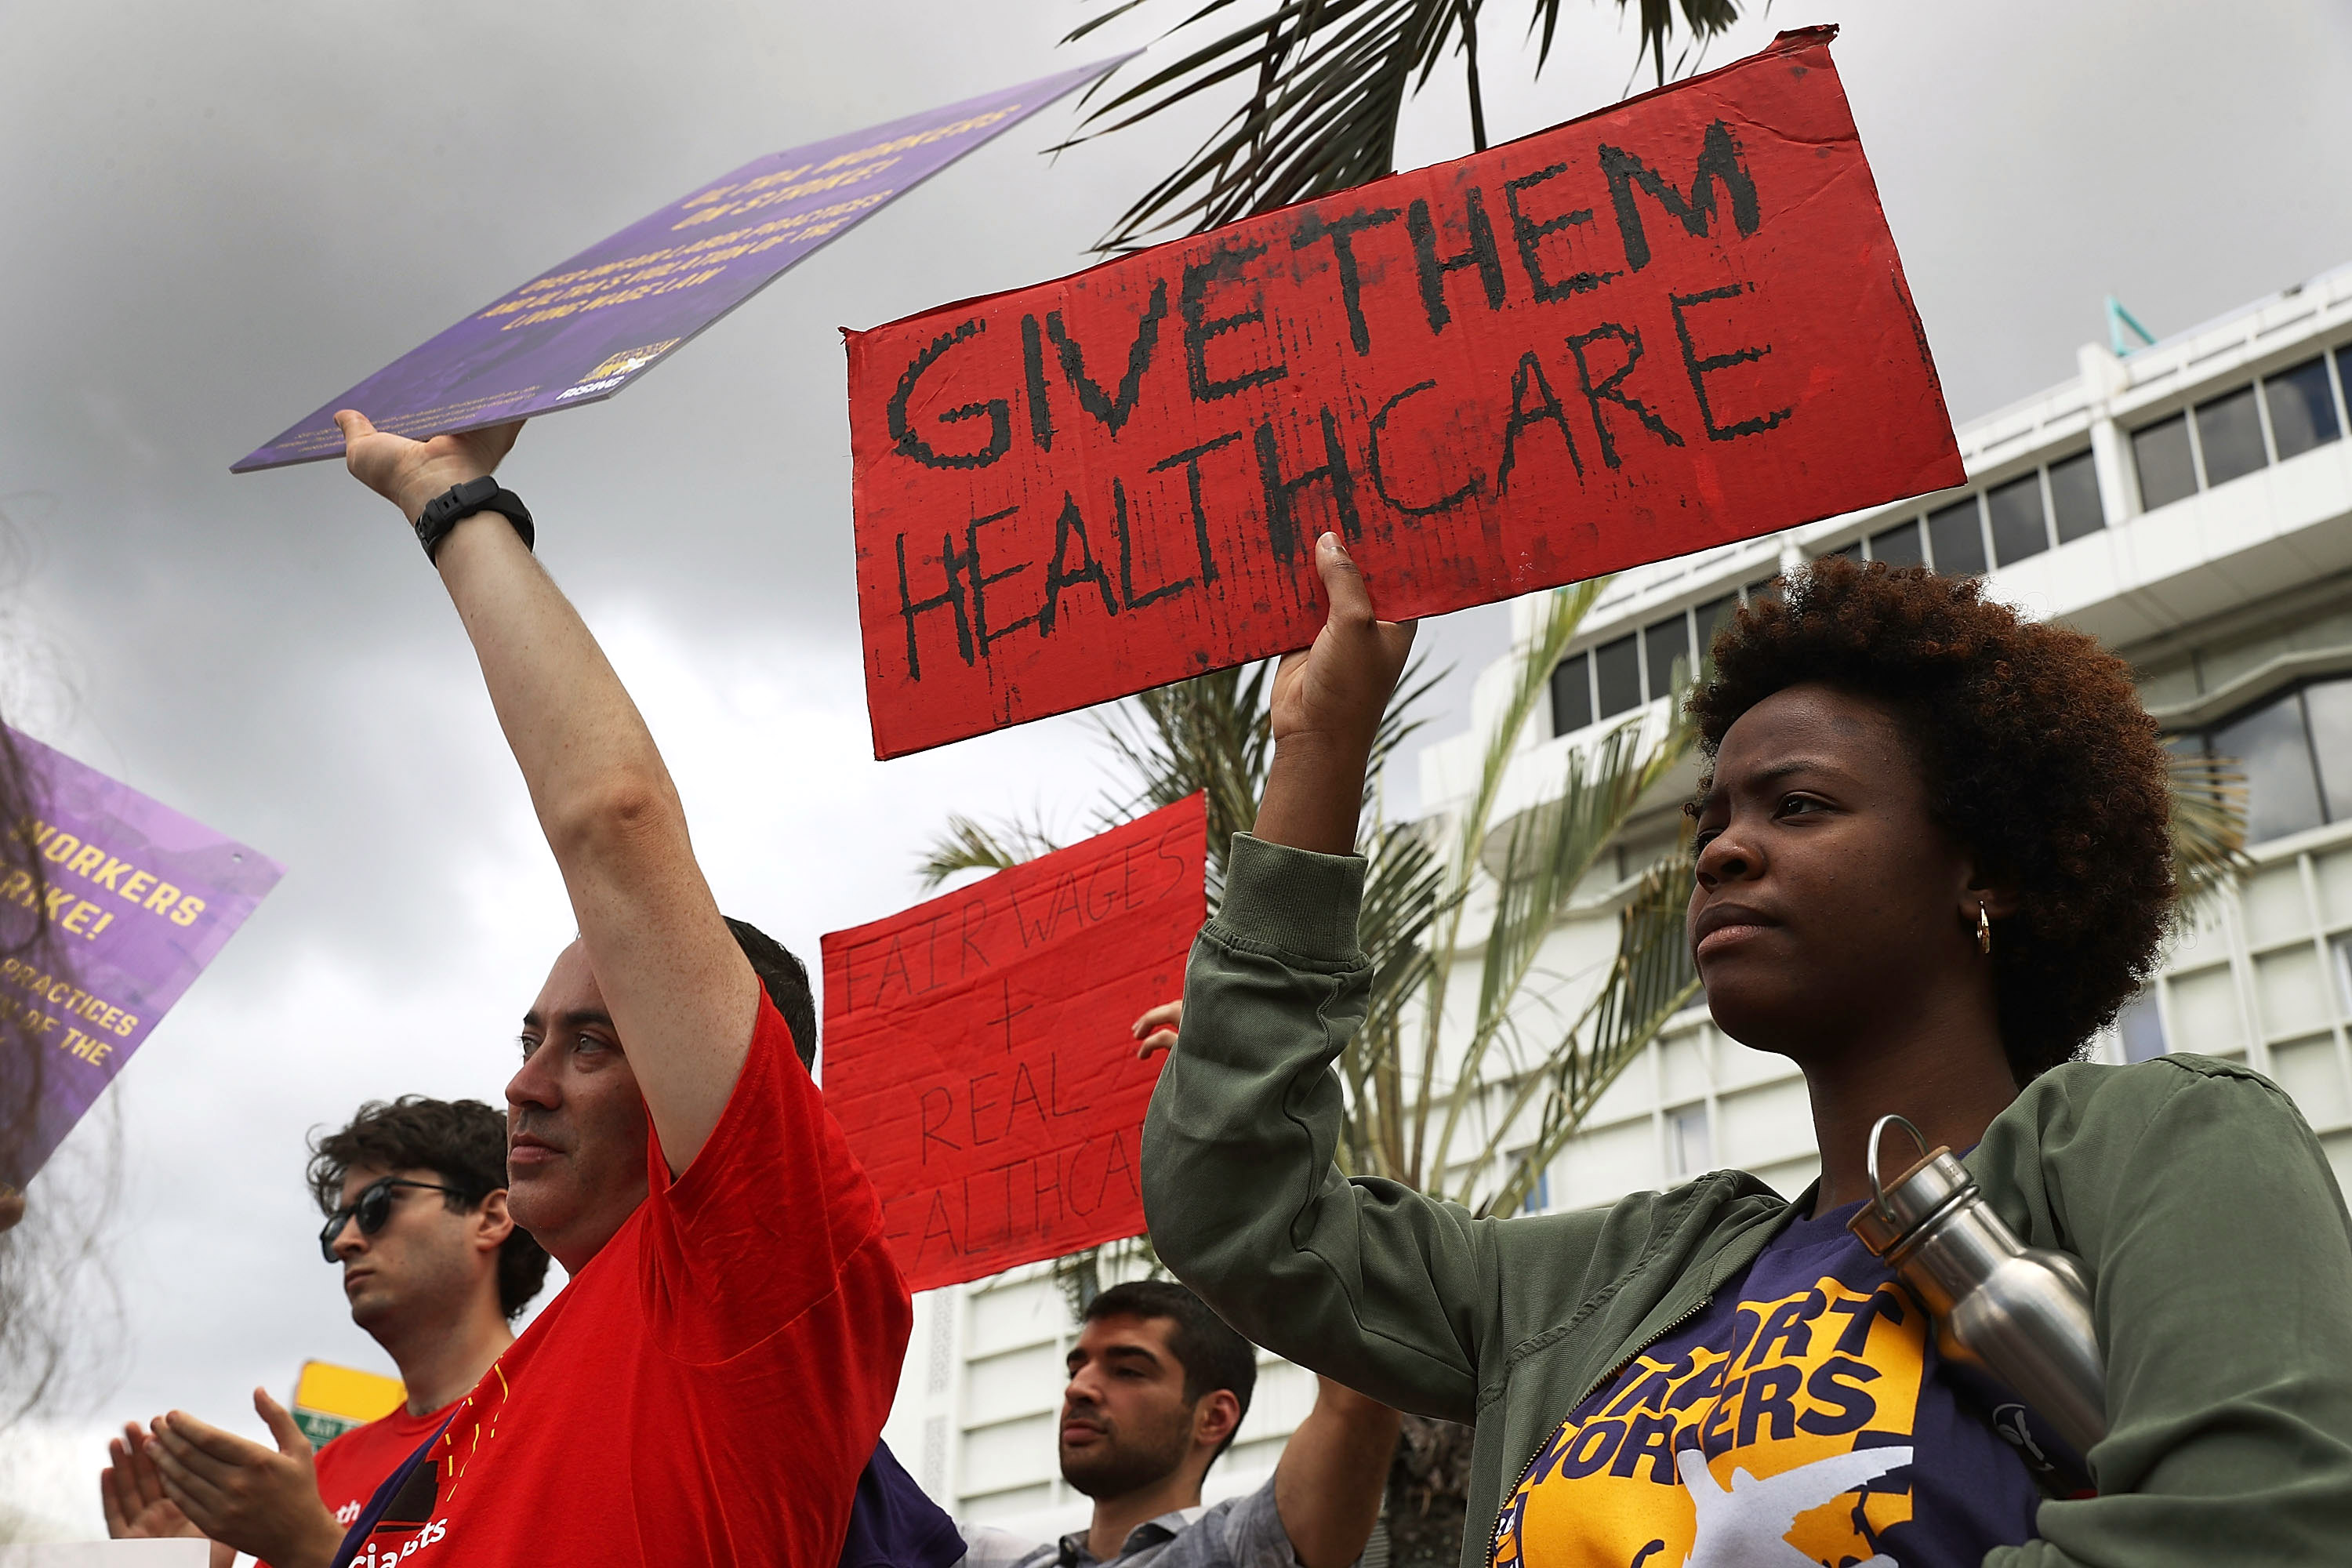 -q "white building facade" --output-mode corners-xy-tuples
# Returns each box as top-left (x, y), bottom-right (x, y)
(883, 260), (2352, 1534)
